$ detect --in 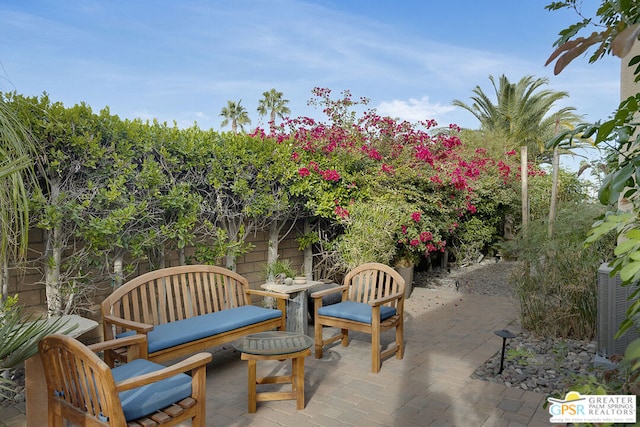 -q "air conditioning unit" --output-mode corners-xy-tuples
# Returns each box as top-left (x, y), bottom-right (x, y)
(597, 263), (640, 357)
